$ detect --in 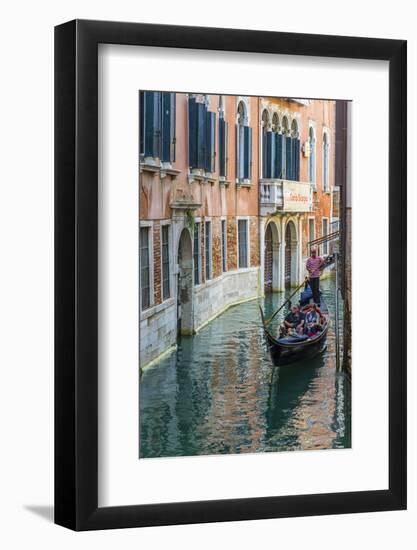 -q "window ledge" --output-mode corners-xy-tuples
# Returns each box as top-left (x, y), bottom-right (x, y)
(161, 167), (181, 179)
(140, 161), (160, 174)
(219, 178), (231, 188)
(140, 297), (176, 321)
(204, 173), (217, 185)
(236, 179), (252, 188)
(140, 159), (180, 178)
